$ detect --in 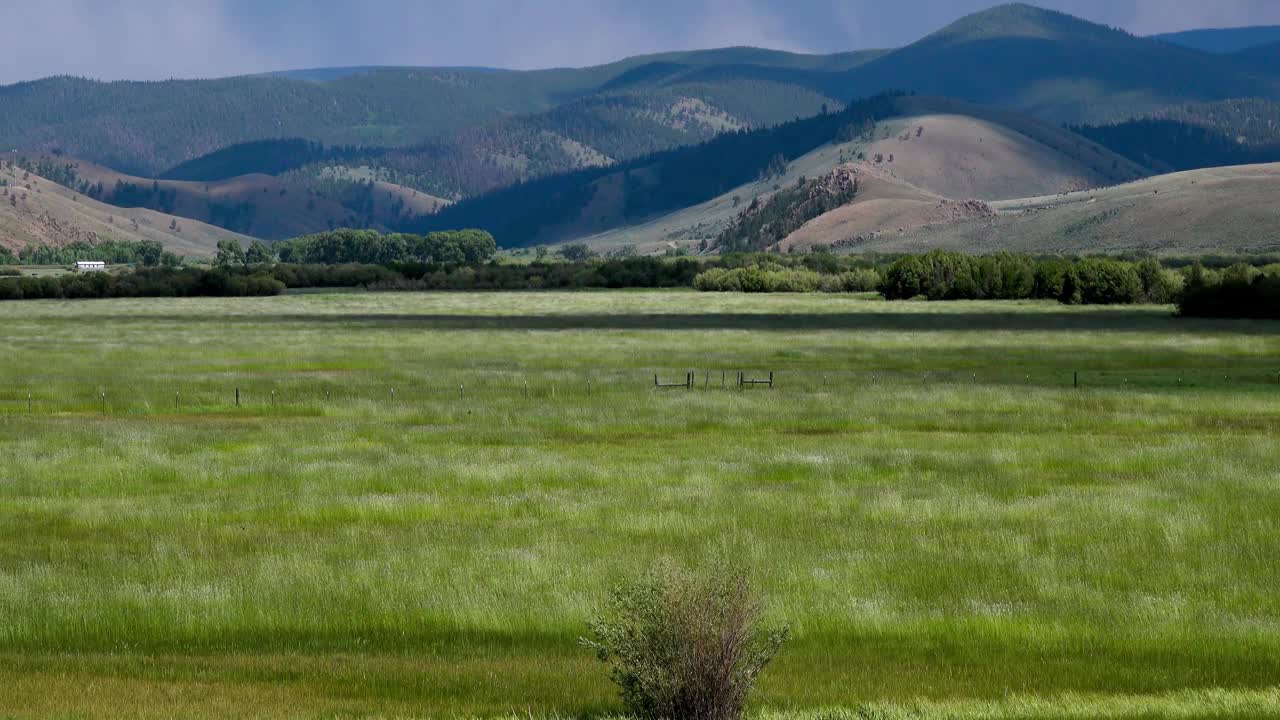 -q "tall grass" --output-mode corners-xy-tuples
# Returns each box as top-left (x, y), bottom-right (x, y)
(0, 291), (1278, 718)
